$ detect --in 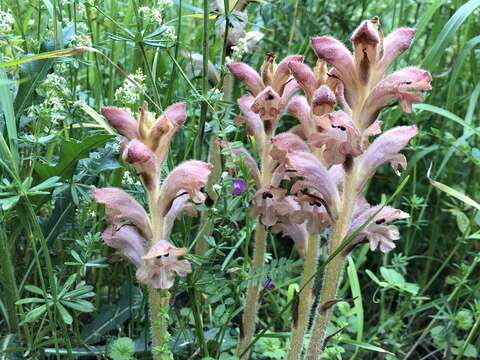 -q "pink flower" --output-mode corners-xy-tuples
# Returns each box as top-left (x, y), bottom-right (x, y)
(158, 160), (213, 217)
(357, 125), (417, 189)
(102, 225), (146, 268)
(92, 187), (152, 239)
(348, 205), (409, 252)
(285, 151), (340, 217)
(120, 139), (157, 190)
(229, 54), (303, 136)
(236, 95), (266, 151)
(361, 67), (432, 127)
(137, 240), (192, 289)
(308, 111), (362, 166)
(102, 102), (187, 168)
